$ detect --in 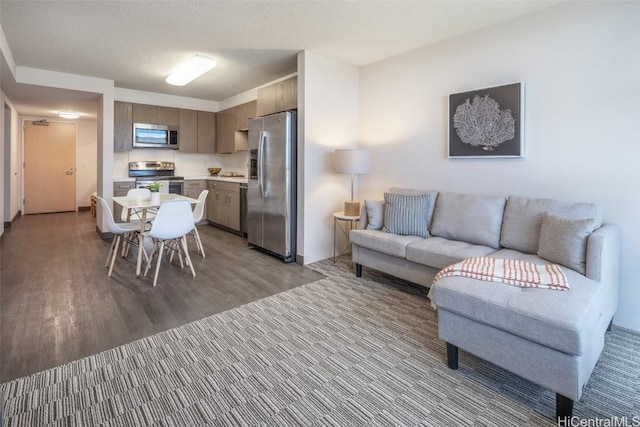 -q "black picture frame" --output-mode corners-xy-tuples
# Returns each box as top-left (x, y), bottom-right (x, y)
(448, 82), (524, 158)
